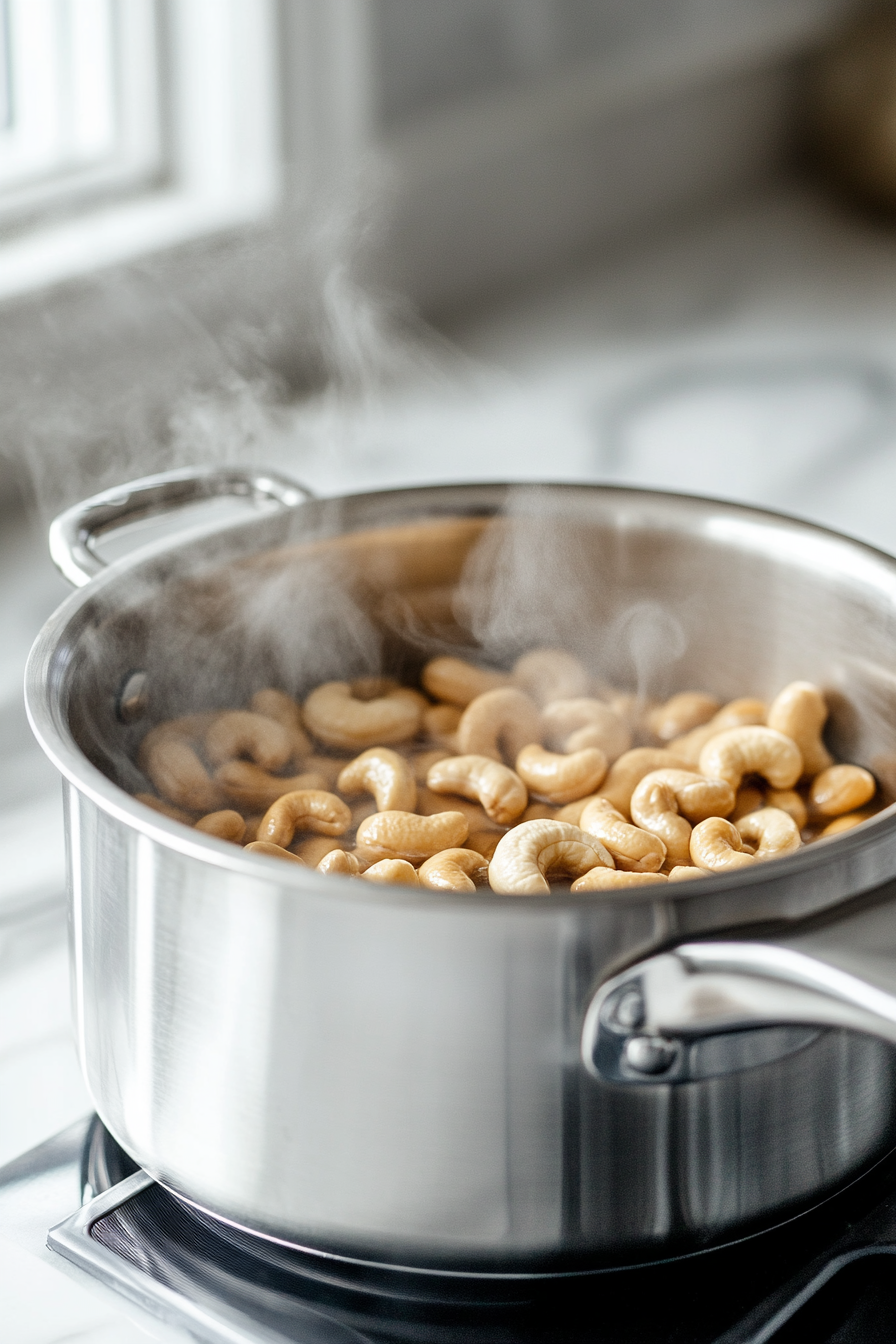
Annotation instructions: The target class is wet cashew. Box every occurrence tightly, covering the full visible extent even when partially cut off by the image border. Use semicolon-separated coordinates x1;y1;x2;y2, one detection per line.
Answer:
418;848;489;892
766;789;808;830
541;698;631;763
337;748;417;813
809;764;876;817
456;688;541;764
422;703;462;748
597;748;692;818
689;817;754;872
571;868;669;891
515;744;607;805
362;859;419;886
303;681;423;749
135;793;196;824
489;820;614;895
421;657;510;707
698;727;802;791
631;770;734;867
820;809;875;837
766;681;833;778
355;809;469;862
578;796;667;872
667;865;707;882
139;737;225;813
215;760;327;811
244;841;306;864
735;807;801;861
195;810;246;842
466;830;503;861
426;755;527;825
730;784;765;822
416;787;503;833
512;648;591;705
259;790;352;848
317;849;363;876
670;698;767;763
647;692;721;742
249;688;312;758
204;711;293;772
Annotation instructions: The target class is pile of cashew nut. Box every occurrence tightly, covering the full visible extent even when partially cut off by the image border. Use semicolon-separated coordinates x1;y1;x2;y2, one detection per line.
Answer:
133;652;882;895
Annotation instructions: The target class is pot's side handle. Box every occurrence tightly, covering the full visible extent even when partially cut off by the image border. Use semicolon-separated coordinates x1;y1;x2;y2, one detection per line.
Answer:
582;883;896;1083
49;466;313;587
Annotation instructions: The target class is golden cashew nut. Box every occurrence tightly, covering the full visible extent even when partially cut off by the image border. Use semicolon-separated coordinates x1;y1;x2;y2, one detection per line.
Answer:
421;657;510;707
514;744;607;805
597;748;692;818
571;868;668;891
259;790;352;848
578;797;667;873
362;859;419;886
630;769;734;868
456;688;541;764
698;727;802;791
689;817;754;872
512;648;591;705
422;703;462;748
809;764;876;817
426;755;527;825
317;849;363;876
135;793;196;824
195;810;246;842
820;809;875;837
766;789;808;830
541;698;631;763
249;688;312;758
670;698;767;763
489;820;614;896
303;681;423;749
766;681;833;779
139;737;225;814
244;841;306;864
337;748;417;813
647;692;721;742
215;761;327;811
667;865;707;882
735;807;801;861
418;848;489;892
355;809;469;863
205;711;293;771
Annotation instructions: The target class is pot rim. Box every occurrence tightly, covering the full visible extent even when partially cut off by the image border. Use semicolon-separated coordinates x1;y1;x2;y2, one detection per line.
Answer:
23;476;896;914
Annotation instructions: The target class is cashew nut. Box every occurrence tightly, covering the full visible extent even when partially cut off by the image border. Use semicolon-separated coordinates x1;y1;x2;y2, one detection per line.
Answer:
689;817;754;872
244;841;306;864
735;807;801;861
362;859;419;885
631;769;734;867
570;868;668;891
809;764;876;817
554;794;602;825
766;681;833;778
666;865;707;882
195;810;246;842
820;809;875;837
596;748;692;818
578;796;667;872
317;849;363;876
456;687;541;764
670;698;767;763
512;648;591;705
139;737;225;813
418;848;489;892
489;820;614;895
215;761;327;811
355;809;469;862
426;754;527;824
250;688;312;758
422;703;462;749
541;698;631;762
647;692;721;742
698;727;802;791
766;789;808;830
295;835;353;866
337;748;417;813
204;711;293;772
303;681;423;749
421;657;510;707
135;793;196;824
514;744;607;805
259;790;352;848
416;787;503;833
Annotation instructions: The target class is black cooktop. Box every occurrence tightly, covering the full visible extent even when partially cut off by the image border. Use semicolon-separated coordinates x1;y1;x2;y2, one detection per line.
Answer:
44;1117;896;1343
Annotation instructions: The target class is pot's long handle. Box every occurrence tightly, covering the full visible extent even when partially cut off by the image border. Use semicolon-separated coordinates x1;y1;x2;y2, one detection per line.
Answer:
49;466;313;587
582;881;896;1083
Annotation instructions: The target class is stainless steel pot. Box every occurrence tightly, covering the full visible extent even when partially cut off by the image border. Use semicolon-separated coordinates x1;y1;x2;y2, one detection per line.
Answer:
24;467;896;1276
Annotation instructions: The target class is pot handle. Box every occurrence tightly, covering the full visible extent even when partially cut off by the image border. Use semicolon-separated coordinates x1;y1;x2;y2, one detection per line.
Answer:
581;881;896;1083
48;465;313;587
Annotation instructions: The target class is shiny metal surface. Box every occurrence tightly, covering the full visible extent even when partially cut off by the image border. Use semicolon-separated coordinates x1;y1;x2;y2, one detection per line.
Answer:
24;475;896;1272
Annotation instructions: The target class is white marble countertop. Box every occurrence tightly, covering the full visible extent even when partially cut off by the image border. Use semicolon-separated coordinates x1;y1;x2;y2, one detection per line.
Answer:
4;182;896;1341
